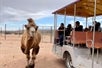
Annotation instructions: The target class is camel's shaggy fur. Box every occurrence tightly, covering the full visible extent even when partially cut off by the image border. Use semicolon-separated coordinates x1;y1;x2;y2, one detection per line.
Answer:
21;18;41;68
21;29;41;54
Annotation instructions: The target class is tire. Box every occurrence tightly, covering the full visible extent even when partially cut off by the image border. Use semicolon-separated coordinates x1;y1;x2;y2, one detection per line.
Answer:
65;53;74;68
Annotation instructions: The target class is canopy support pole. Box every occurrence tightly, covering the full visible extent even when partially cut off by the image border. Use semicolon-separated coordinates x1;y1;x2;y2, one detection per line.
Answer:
86;17;88;28
92;0;97;68
54;13;57;52
64;8;66;45
73;4;76;47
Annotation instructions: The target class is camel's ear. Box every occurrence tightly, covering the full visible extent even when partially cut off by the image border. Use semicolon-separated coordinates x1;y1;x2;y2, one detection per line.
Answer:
24;25;27;28
35;26;38;31
25;25;30;29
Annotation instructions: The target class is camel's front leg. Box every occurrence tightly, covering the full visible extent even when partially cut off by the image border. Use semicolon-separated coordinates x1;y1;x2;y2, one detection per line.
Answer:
29;48;36;68
25;50;30;68
30;46;40;68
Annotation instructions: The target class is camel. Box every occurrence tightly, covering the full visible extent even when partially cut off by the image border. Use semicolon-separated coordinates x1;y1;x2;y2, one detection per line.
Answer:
21;18;41;68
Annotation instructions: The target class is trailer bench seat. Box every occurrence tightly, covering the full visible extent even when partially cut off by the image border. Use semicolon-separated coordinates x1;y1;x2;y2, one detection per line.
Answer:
71;31;86;45
86;32;102;49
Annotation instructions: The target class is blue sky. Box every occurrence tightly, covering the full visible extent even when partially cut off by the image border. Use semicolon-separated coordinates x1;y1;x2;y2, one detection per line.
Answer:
0;0;78;30
0;14;102;31
0;0;102;31
0;16;54;31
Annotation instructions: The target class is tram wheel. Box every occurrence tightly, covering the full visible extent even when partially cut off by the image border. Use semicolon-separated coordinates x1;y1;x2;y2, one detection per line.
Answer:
65;53;74;68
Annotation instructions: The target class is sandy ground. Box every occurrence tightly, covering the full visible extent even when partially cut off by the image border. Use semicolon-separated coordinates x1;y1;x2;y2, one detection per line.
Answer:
0;34;65;68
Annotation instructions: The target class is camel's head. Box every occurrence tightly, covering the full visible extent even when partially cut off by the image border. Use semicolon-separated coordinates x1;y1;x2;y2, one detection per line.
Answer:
27;18;34;23
25;24;38;39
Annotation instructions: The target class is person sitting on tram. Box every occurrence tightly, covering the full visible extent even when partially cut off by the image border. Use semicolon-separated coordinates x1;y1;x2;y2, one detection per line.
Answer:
70;21;84;46
95;22;101;32
84;27;89;31
75;21;83;31
65;24;72;36
58;23;65;46
90;21;97;31
65;24;73;44
88;26;92;31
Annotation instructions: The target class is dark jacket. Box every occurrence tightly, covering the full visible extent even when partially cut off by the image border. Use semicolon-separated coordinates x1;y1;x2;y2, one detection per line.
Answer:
75;25;83;31
58;27;65;35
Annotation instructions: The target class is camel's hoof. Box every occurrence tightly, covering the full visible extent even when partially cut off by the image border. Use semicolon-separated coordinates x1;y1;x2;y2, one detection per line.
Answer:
29;63;35;68
25;65;30;68
25;63;35;68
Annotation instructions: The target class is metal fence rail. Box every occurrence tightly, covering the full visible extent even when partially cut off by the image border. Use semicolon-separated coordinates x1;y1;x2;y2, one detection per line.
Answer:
0;25;53;43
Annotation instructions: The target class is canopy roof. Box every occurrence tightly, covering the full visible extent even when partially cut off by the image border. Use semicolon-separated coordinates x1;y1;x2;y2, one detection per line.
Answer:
52;0;102;17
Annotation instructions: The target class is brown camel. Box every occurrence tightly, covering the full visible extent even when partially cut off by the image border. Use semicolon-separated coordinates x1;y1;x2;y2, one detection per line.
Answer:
21;18;41;68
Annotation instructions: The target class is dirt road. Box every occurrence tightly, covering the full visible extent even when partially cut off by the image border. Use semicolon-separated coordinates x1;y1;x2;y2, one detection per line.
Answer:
0;35;66;68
